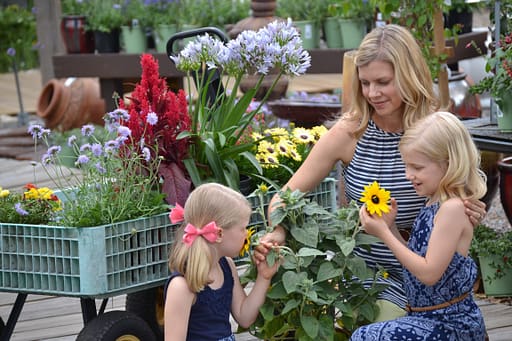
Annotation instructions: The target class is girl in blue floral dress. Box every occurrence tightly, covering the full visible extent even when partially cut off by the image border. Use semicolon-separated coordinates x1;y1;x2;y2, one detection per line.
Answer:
164;183;279;341
352;112;488;340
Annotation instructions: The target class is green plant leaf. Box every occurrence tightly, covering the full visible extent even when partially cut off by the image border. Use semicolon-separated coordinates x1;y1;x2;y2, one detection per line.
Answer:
300;315;319;339
317;261;343;282
290;224;318;247
283;271;307;294
282;298;300;315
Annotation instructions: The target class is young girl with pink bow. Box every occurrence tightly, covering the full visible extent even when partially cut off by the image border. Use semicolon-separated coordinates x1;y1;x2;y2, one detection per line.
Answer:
164;183;279;341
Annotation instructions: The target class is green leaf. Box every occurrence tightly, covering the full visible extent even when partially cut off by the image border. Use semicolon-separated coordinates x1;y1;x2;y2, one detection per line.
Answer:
291;224;318;247
317;261;343;282
337;237;356;256
282;271;306;294
282;299;300;314
297;247;325;258
300;315;319;339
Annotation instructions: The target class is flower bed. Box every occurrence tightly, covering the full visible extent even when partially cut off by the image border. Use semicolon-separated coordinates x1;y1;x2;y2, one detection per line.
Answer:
0;179;336;298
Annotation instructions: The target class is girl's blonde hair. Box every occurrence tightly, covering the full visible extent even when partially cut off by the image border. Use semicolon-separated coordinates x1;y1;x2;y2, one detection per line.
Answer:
168;183;251;293
348;24;440;137
399;111;487;202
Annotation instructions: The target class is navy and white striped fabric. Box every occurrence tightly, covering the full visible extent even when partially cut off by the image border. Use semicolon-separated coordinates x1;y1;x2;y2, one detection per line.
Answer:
342;120;427;308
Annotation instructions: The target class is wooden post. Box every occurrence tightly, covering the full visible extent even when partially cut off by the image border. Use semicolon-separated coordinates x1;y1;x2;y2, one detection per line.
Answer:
433;7;450;110
341;50;356;111
34;0;65;85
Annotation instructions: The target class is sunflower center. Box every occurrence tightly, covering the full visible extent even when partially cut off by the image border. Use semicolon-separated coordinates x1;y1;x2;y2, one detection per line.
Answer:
371;195;380;204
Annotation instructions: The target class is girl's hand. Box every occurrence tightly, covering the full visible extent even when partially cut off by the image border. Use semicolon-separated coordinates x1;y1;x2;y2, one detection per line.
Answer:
254;246;281;280
359;198;397;238
464;199;486;227
253;228;284;264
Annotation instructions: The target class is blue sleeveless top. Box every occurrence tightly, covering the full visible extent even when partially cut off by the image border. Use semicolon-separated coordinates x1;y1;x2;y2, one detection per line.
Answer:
165;257;235;340
343;120;427;308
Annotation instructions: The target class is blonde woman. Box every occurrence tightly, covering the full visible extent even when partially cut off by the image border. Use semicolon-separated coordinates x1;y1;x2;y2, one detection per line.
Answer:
164;183;278;341
254;24;486;320
352;112;487;340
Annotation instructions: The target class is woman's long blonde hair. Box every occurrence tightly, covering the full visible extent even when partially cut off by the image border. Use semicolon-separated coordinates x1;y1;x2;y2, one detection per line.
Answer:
399;111;487;203
168;183;251;293
349;24;440;137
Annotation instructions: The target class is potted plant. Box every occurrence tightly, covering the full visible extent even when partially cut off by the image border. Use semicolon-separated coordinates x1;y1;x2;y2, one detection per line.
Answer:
170;19;311;192
239;185;386;340
146;0;183;53
470;224;512;297
84;0;125;52
60;0;95;53
469;31;512;131
327;0;373;49
444;0;483;34
276;0;324;49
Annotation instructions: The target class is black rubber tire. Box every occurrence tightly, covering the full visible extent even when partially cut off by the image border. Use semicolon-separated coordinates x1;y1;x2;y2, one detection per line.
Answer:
126;286;165;340
76;310;156;341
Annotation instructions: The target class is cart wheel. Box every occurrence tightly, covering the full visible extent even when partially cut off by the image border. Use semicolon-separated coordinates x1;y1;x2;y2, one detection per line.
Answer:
126;286;165;340
76;310;156;341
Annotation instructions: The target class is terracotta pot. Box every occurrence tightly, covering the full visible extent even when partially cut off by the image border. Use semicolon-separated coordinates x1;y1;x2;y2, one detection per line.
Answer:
37;78;106;131
497;156;512;226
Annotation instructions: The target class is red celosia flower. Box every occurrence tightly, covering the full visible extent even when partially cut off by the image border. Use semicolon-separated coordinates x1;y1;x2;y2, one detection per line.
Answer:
118;54;192;205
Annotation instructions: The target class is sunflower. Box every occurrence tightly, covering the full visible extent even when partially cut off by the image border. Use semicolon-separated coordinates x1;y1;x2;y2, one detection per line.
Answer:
239;227;256;257
360;181;390;217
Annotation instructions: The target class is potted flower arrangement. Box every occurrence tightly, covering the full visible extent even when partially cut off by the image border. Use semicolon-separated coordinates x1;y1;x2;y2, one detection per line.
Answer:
470;224;512;297
469;31;512;131
170;19;311;192
239;183;387;340
0;184;62;225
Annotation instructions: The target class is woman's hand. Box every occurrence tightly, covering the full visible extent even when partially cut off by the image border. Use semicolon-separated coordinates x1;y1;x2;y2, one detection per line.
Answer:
464;199;486;227
253;227;285;264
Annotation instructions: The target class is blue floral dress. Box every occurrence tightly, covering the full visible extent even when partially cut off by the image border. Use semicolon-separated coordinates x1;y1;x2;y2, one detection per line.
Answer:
350;203;487;340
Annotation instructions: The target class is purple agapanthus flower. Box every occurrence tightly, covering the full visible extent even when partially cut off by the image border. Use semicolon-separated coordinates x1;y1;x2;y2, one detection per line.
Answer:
6;47;15;57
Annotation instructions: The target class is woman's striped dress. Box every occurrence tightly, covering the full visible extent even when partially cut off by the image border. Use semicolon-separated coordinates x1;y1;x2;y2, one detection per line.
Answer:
342;120;427;308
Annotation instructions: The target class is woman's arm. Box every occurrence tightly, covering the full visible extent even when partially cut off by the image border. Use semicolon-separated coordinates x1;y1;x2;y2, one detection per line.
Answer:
254;117;358;262
360;198;471;286
164;276;195;341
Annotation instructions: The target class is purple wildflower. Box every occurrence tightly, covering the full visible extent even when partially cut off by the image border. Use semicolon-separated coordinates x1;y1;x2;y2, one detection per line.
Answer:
118;126;131;138
67;135;77;147
6;48;15;57
147;111;158;125
80;143;92;152
76;155;89;164
27;124;43;139
81;124;95;137
15;203;28;216
142;147;151;162
95;162;107;174
91;143;103;157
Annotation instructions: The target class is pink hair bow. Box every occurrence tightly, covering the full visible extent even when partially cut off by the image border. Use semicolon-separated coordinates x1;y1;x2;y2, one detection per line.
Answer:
169;203;185;224
183;222;220;246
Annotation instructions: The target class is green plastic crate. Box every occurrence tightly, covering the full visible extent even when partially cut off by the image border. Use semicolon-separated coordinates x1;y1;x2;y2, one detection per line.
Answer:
0;178;336;298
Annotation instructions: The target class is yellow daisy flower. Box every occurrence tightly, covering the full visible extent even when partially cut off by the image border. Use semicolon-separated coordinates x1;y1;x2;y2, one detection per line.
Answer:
276;139;294;156
257;140;275;154
0;187;10;198
311;125;328;139
360;181;390;217
239;227;255;257
264;127;288;142
292;127;315;144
